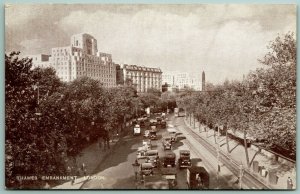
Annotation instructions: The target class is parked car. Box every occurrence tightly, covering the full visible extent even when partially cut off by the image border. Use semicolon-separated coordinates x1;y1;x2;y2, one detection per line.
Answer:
186;166;209;189
162;137;172;150
140;163;154;176
145;150;159;168
178;150;191;169
162;151;176;168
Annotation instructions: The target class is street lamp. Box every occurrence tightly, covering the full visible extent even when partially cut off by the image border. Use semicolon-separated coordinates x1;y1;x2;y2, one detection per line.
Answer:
132;159;140;181
239;164;244;189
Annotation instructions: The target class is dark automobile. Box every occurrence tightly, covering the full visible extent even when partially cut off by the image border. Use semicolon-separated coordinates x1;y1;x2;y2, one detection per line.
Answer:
178;150;191;168
186;166;209;189
161;120;167;128
140;163;154;176
149;119;157;126
162;137;172;150
139;120;146;127
156;117;162;125
162;151;176;168
145;150;159;168
150;131;157;140
161;167;177;189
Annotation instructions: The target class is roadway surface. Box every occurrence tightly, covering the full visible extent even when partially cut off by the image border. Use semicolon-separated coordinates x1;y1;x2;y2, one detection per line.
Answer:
80;114;238;189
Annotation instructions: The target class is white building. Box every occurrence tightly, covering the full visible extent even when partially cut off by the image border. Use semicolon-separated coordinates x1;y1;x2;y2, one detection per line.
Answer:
162;71;202;91
118;64;162;93
28;33;116;87
27;54;51;69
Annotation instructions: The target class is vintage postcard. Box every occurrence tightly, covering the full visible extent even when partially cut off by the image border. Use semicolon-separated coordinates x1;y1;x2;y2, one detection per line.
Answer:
5;4;296;189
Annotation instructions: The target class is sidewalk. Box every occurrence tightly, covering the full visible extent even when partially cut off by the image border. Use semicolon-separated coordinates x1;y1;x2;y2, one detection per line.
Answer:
184;117;296;190
52;127;129;189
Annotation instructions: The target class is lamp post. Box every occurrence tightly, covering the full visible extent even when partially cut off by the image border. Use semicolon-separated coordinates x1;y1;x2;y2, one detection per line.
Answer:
239;164;244;189
132;159;140;183
216;125;221;184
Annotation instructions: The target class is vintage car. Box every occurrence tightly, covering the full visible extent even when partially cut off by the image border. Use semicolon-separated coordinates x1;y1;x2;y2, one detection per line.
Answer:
186;166;209;189
139;120;146;127
178;150;191;168
162;137;172;150
167;128;177;143
140;163;154;176
161;120;167;128
142;139;152;150
133;124;141;136
137;146;148;159
145;150;159;168
156;117;162;125
161;167;177;189
161;112;166;119
150;131;157;140
150;125;157;133
149;119;158;126
162;151;176;168
144;130;150;138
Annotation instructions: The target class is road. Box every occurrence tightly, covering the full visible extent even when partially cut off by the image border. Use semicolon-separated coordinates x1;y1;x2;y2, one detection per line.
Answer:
80;114;237;189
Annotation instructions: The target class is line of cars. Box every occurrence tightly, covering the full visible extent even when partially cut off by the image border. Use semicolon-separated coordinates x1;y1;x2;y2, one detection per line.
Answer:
134;115;209;189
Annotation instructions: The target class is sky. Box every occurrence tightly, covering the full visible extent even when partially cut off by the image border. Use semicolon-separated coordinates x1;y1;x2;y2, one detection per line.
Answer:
5;4;296;84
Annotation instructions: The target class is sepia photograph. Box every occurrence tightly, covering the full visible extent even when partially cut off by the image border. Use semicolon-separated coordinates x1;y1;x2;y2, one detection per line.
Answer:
5;4;296;190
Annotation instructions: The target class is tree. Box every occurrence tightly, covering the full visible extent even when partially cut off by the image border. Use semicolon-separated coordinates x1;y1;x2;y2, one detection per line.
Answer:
5;52;65;188
146;87;162;97
254;32;296;158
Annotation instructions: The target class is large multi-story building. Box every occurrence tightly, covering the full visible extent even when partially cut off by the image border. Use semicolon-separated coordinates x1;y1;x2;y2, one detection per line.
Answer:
117;64;162;93
29;33;116;87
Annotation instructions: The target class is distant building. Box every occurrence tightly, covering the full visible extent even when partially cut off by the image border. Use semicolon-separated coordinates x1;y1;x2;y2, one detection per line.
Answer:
162;71;203;91
117;64;162;93
202;71;206;91
28;33;116;87
27;54;51;69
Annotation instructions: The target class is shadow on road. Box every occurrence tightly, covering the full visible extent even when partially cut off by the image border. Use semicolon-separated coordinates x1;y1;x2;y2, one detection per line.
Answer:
191;158;202;166
110;176;136;189
93;134;143;173
172;141;184;150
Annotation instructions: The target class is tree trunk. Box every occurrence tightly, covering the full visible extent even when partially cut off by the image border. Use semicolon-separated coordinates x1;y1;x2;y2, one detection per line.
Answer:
193;115;196;128
198;117;201;132
213;128;217;144
189;114;192;125
226;130;230;153
243;130;250;168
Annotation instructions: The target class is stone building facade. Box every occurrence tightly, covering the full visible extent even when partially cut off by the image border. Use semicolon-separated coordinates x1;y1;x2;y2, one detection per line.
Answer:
117;64;162;93
29;33;116;87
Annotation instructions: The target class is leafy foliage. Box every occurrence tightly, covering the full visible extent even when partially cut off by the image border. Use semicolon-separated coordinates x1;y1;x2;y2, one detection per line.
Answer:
176;32;296;159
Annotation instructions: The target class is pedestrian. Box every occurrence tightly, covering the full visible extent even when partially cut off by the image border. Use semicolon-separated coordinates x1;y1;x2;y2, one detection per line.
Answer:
67;166;71;175
81;163;87;176
287;177;293;189
196;174;203;189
